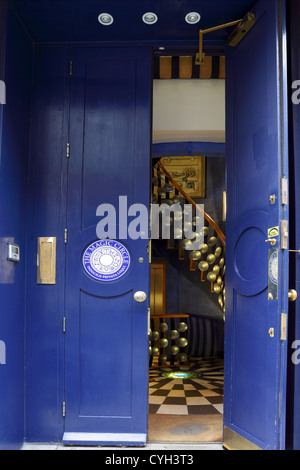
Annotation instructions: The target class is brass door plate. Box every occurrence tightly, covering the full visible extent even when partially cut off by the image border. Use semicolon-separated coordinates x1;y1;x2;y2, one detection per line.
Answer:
37;237;57;285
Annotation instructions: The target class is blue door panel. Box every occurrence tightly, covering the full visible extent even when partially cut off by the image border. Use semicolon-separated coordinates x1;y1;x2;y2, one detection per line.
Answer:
232;293;268;439
78;290;134;418
288;0;300;450
78;59;137;227
63;47;151;445
224;0;289;450
25;46;69;441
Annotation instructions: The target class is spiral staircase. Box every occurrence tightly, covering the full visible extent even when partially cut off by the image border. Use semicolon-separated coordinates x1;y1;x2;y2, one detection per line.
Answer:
152;160;226;314
149;160;226;368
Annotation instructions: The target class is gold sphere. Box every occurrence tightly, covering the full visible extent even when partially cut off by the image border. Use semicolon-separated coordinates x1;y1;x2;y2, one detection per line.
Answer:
199;261;209;272
213;284;221;294
215;247;222;257
174;228;183;239
181;239;192;250
200;243;209;254
207;254;216;265
172;195;185;204
164;183;174;193
208;236;217;247
207;272;217;282
212;265;220;275
190;250;202;261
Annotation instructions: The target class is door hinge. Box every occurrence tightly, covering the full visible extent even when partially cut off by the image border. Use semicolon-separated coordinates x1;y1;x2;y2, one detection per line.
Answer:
64;228;68;244
147;240;152;263
66;142;70;159
62;402;66;417
69;60;73;76
281;177;288;205
63;317;66;333
148;308;151;336
281;313;287;342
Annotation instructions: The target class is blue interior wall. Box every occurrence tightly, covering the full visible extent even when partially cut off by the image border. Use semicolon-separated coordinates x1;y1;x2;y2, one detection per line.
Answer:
0;4;33;449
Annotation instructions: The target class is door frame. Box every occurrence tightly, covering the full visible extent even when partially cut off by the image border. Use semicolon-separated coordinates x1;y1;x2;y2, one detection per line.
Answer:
23;0;294;446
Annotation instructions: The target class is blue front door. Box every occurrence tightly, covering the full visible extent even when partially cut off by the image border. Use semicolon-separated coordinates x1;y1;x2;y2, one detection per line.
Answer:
63;48;152;446
224;0;289;450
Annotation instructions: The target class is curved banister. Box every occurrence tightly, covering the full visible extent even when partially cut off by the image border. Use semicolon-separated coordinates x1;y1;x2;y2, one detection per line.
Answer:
156;161;226;251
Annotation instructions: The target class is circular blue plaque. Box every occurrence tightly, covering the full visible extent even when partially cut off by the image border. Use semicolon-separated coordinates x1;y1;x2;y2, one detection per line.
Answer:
82;240;131;282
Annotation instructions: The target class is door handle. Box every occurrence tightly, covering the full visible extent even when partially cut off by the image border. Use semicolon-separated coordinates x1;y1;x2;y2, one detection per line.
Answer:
134;291;147;303
288;289;298;302
265;239;277;247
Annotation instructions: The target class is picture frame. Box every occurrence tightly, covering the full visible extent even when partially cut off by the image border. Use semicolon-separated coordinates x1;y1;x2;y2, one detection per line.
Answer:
160;156;206;199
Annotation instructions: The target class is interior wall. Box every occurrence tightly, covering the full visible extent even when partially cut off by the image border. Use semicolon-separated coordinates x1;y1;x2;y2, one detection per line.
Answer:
152;79;226;144
0;4;33;449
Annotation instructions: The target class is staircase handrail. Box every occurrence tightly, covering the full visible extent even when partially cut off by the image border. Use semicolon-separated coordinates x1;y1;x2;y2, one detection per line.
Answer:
157;161;226;251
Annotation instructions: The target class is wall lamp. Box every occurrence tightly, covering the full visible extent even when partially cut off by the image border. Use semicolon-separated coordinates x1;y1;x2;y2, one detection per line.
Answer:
195;12;256;65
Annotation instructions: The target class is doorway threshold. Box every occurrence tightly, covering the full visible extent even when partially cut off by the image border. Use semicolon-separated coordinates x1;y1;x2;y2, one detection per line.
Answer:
21;442;223;451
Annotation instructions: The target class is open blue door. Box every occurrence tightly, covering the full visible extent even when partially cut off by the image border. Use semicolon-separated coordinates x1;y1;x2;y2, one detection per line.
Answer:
63;48;152;446
224;0;289;450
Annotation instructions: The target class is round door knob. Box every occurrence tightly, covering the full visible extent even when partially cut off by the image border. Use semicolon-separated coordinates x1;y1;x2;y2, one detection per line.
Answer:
288;289;298;302
134;291;147;303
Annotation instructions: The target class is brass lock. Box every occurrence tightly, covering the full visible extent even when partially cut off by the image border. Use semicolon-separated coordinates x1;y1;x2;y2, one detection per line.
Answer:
288;289;298;302
268;328;275;338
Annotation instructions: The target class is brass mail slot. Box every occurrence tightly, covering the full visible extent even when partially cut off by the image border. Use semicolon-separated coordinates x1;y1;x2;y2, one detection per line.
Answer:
37;237;56;285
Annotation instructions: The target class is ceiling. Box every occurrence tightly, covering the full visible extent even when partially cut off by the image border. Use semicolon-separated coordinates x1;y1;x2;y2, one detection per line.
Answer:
11;0;256;45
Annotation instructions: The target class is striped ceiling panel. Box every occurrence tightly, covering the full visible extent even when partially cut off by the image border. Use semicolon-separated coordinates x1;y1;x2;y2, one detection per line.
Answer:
154;56;225;80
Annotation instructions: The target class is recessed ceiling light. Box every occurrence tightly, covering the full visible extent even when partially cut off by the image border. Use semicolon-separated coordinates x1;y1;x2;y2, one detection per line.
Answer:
185;12;201;24
142;12;158;25
98;13;114;26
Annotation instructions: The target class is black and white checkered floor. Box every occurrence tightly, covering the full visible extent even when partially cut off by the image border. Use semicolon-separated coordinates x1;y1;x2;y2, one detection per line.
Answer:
149;357;224;416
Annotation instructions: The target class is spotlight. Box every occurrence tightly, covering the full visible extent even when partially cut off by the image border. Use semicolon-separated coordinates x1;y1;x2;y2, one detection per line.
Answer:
98;13;114;26
142;12;158;25
185;12;201;24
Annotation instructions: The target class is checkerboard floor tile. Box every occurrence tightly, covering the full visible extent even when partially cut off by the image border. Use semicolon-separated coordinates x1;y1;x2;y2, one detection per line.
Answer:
149;357;224;416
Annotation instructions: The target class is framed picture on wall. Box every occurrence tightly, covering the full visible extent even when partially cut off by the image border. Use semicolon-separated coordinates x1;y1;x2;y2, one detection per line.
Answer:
160;156;206;199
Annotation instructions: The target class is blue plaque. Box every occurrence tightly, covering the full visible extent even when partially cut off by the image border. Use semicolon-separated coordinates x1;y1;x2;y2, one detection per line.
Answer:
83;240;131;282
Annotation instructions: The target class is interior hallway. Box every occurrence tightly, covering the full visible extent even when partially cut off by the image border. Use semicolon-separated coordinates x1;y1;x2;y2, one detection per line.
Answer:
149;357;224;442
